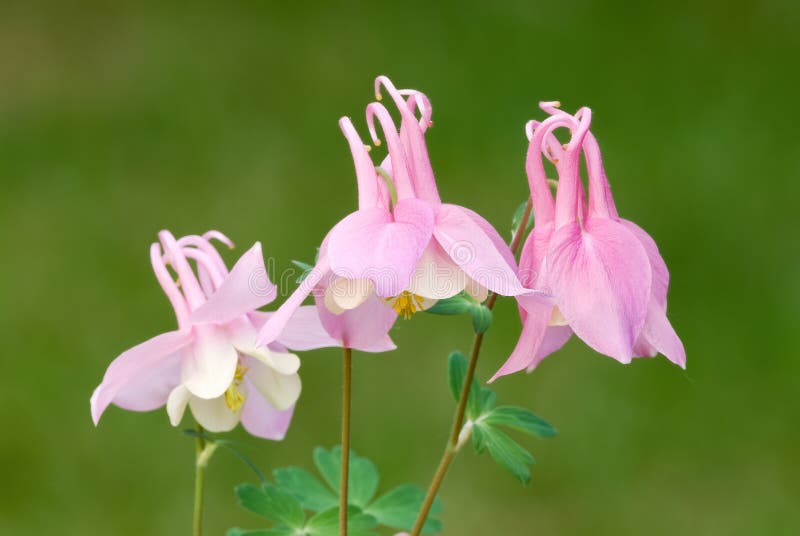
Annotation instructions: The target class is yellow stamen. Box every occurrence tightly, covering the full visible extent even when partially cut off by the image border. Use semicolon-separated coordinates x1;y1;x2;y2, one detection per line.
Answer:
385;291;426;320
224;363;249;412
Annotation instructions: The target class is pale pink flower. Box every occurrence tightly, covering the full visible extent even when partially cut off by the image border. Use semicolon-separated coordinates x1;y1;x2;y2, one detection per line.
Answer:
493;104;685;379
258;76;524;348
91;230;338;439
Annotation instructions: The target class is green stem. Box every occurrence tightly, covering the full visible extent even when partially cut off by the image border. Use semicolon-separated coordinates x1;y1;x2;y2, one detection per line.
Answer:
193;425;217;536
410;200;532;536
340;347;353;536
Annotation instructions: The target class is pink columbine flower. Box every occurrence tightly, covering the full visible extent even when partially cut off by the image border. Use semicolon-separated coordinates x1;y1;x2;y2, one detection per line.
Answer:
258;76;525;348
492;103;685;379
91;230;339;439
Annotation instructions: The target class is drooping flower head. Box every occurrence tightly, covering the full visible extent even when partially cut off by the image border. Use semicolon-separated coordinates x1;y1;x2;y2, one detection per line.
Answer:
492;103;685;379
91;230;339;439
258;76;526;349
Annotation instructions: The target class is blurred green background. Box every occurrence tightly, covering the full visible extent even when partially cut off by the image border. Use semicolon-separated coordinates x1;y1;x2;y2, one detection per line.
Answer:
1;1;798;534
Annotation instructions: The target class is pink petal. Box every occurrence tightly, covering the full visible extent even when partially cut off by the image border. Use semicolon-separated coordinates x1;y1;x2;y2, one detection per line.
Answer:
517;223;554;288
529;325;573;371
90;330;193;425
250;306;341;351
256;256;330;347
190;242;276;324
327;199;435;297
315;272;398;352
490;299;553;381
433;204;526;296
546;218;651;362
634;299;686;368
458;206;518;272
620;220;684;367
241;377;296;440
621;219;669;307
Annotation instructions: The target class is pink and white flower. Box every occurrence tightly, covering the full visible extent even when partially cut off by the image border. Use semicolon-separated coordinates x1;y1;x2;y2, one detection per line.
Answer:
91;230;339;439
493;103;685;379
258;76;525;349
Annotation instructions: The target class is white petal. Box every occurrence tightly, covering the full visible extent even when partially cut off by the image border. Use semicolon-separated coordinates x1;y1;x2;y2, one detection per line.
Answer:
189;390;242;432
182;325;239;399
408;242;467;300
243;347;301;375
330;277;375;310
166;385;191;427
418;296;439;311
226;317;260;350
465;276;489;303
230;319;301;375
247;360;302;410
324;285;345;314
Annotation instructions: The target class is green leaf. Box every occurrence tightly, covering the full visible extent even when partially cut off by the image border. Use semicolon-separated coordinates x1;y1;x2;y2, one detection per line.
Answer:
234;484;305;529
313;446;380;508
273;467;338;512
426;292;473;315
469;304;493;334
348;451;380;508
471;422;487;453
485;406;557;438
305;506;379;536
449;351;491;421
511;200;534;237
447;351;468;401
466;379;485;422
479;388;497;414
313;447;340;493
366;484;442;534
475;423;535;484
226;529;289;536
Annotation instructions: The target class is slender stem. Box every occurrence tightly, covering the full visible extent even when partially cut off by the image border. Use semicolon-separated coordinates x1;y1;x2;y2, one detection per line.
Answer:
449;332;486;445
410;199;533;536
340;347;353;536
193;425;206;536
507;199;533;260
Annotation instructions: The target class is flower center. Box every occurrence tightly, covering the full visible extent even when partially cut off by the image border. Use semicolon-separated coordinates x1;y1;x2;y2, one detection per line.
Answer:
386;291;425;319
224;363;248;412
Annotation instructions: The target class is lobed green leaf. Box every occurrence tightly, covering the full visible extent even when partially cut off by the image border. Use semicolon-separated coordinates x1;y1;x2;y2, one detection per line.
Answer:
447;351;468;401
485;406;557;438
305;506;379;536
234;483;305;529
312;446;380;508
273;466;338;512
227;528;290;536
475;423;536;484
366;484;442;534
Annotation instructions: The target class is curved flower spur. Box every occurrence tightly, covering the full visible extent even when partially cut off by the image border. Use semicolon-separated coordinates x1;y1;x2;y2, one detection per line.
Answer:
492;103;685;379
91;230;339;439
258;76;527;349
